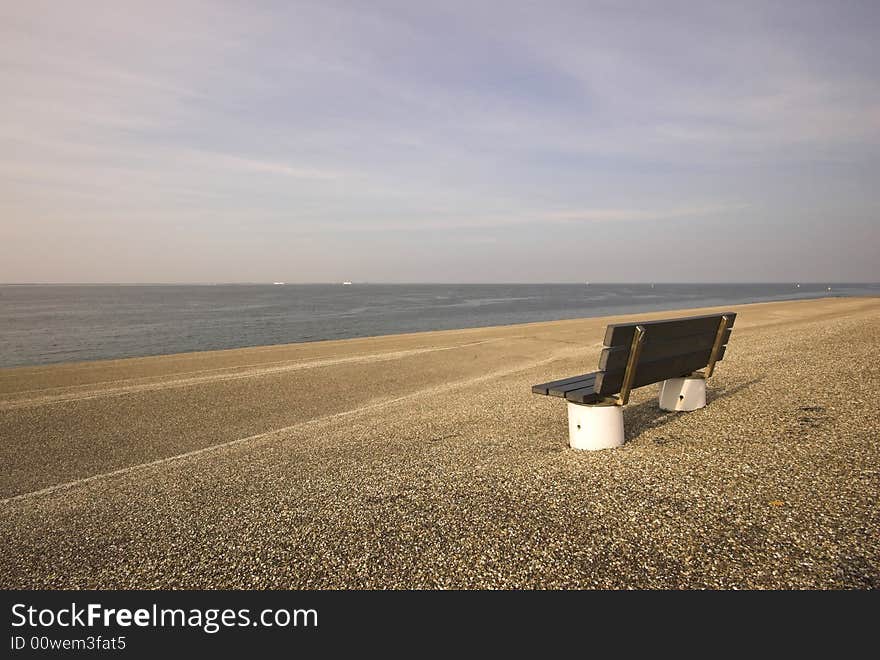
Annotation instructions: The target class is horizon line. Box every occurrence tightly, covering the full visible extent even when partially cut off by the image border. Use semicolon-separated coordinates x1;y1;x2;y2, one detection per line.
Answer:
1;281;877;286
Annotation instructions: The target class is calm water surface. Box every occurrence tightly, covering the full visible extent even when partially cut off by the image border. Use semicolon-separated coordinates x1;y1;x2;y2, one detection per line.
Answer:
1;283;877;367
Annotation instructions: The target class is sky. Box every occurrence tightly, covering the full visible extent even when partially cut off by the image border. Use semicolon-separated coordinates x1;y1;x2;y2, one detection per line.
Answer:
1;0;878;283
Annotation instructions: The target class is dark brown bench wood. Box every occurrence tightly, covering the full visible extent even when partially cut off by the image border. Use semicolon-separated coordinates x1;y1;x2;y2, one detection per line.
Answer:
598;328;732;371
532;312;736;406
532;372;600;401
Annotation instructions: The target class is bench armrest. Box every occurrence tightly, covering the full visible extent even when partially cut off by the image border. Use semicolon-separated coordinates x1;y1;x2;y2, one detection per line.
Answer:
617;325;646;405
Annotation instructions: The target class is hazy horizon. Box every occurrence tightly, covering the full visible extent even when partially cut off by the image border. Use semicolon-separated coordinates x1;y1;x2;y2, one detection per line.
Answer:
4;281;876;366
2;280;877;286
2;1;878;283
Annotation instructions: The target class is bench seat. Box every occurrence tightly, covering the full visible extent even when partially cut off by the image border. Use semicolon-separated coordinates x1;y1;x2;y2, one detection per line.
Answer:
531;372;601;404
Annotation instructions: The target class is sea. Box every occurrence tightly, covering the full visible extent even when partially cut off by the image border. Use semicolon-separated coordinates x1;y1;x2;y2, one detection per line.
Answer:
1;282;877;367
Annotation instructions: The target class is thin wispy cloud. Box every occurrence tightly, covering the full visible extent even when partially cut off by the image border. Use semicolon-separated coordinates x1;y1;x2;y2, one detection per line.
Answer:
1;1;878;282
198;153;346;181
540;204;749;224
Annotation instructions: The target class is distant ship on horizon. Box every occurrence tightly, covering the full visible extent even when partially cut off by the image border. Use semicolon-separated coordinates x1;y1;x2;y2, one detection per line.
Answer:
342;281;353;285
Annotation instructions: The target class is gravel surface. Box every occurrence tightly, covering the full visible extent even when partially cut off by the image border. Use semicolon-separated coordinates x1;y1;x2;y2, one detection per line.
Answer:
1;297;878;589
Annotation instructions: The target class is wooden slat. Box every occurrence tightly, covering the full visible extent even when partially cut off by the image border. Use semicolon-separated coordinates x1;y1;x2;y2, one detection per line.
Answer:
565;387;602;405
595;346;726;396
548;373;597;398
598;328;732;372
531;372;598;396
603;312;737;347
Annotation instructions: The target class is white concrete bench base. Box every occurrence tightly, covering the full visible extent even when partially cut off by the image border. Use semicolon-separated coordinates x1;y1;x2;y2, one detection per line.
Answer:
659;375;707;411
567;400;624;450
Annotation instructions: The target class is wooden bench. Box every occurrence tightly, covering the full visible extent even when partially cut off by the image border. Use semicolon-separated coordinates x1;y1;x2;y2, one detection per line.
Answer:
532;312;736;449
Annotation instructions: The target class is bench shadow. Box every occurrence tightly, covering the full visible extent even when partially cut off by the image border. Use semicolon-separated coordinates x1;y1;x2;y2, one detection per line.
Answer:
705;378;763;405
623;378;763;443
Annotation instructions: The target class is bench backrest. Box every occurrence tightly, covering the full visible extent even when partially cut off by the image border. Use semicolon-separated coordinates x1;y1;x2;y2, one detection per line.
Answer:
596;312;736;401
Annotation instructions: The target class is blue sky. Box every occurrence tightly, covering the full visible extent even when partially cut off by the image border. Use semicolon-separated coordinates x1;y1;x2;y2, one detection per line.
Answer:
1;0;878;282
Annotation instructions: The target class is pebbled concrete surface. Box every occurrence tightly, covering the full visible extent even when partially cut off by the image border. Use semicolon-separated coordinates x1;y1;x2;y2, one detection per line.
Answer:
1;297;878;588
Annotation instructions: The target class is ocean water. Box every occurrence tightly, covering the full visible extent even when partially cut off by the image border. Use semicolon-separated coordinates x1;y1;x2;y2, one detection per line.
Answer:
1;282;877;367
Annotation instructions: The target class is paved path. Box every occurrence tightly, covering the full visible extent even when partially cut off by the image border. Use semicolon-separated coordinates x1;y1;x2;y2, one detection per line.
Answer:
2;297;878;588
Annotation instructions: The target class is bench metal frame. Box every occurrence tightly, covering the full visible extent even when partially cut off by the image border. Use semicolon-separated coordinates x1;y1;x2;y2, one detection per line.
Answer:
704;314;731;378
